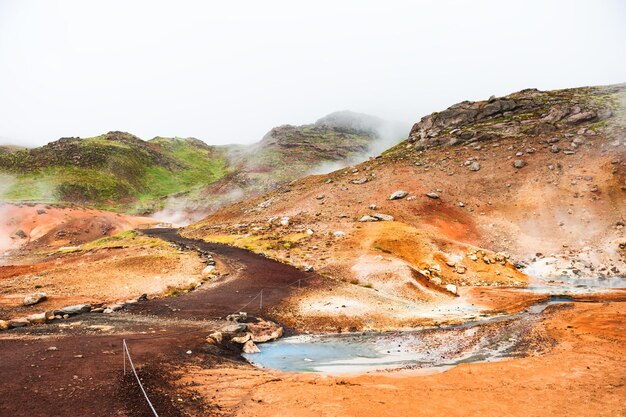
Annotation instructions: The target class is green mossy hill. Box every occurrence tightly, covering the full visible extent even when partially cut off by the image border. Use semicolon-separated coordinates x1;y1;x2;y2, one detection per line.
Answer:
0;132;231;212
0;113;402;213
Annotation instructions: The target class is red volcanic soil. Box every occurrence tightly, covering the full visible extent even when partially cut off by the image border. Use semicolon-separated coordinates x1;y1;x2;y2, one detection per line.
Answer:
0;203;157;253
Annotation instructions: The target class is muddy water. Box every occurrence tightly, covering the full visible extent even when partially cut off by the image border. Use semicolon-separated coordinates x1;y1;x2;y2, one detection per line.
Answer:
244;297;574;374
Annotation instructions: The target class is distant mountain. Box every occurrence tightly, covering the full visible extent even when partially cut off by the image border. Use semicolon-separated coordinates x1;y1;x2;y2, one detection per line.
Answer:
0;112;407;220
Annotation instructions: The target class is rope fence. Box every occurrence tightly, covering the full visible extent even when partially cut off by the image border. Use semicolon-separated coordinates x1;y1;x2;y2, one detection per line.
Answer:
123;339;159;416
122;272;319;415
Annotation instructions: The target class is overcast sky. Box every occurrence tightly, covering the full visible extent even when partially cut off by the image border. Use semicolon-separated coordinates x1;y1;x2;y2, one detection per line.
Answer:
1;0;625;147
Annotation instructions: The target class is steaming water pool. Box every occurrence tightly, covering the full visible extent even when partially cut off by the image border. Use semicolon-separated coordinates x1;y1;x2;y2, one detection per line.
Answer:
521;275;626;294
243;297;574;374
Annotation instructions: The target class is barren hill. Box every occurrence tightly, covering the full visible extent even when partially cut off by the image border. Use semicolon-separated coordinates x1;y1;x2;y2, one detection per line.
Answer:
184;84;625;327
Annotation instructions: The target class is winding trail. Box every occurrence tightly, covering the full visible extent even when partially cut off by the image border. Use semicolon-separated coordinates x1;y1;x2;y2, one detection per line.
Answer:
0;228;321;417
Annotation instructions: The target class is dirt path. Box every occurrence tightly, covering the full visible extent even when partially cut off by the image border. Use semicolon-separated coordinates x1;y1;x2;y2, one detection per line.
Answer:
0;228;322;417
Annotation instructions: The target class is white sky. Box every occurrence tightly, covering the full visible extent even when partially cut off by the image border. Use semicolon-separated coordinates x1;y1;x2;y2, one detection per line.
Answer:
1;0;625;147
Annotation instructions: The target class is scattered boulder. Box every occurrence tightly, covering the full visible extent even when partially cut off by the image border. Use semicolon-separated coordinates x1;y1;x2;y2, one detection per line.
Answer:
221;323;248;334
445;284;458;295
389;190;408;200
513;160;526;169
26;313;47;325
426;192;440;199
351;177;368;185
23;292;47;306
87;325;114;332
468;161;481;171
103;303;123;314
359;215;378;222
248;319;284;343
226;312;248;323
9;318;29;328
202;265;216;275
206;332;223;344
57;304;91;315
242;340;260;354
231;333;252;344
454;265;467;274
373;213;394;221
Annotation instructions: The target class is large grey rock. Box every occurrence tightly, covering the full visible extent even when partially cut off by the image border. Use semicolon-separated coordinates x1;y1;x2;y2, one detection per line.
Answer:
23;292;47;306
389;190;408;200
57;304;91;315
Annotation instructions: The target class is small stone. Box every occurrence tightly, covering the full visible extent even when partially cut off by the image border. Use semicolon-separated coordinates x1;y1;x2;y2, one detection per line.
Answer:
23;292;47;306
445;284;458;294
373;213;394;221
426;192;440;199
513;160;526;169
359;215;379;222
26;313;46;325
389;190;408;200
202;265;216;275
9;318;29;328
550;144;560;153
468;161;481;171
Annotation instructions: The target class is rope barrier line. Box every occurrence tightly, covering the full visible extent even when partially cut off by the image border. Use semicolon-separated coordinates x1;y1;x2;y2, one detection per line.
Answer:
123;339;160;417
124;274;319;342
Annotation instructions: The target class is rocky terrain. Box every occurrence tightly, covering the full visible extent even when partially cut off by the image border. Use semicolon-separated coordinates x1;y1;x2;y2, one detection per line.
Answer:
0;112;406;222
184;84;625;327
0;84;624;417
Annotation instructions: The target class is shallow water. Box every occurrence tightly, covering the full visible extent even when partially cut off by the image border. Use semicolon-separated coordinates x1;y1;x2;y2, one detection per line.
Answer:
243;297;572;373
521;275;626;294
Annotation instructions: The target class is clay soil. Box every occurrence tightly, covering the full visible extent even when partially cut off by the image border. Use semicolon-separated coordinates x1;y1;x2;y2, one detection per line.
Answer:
178;302;626;417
